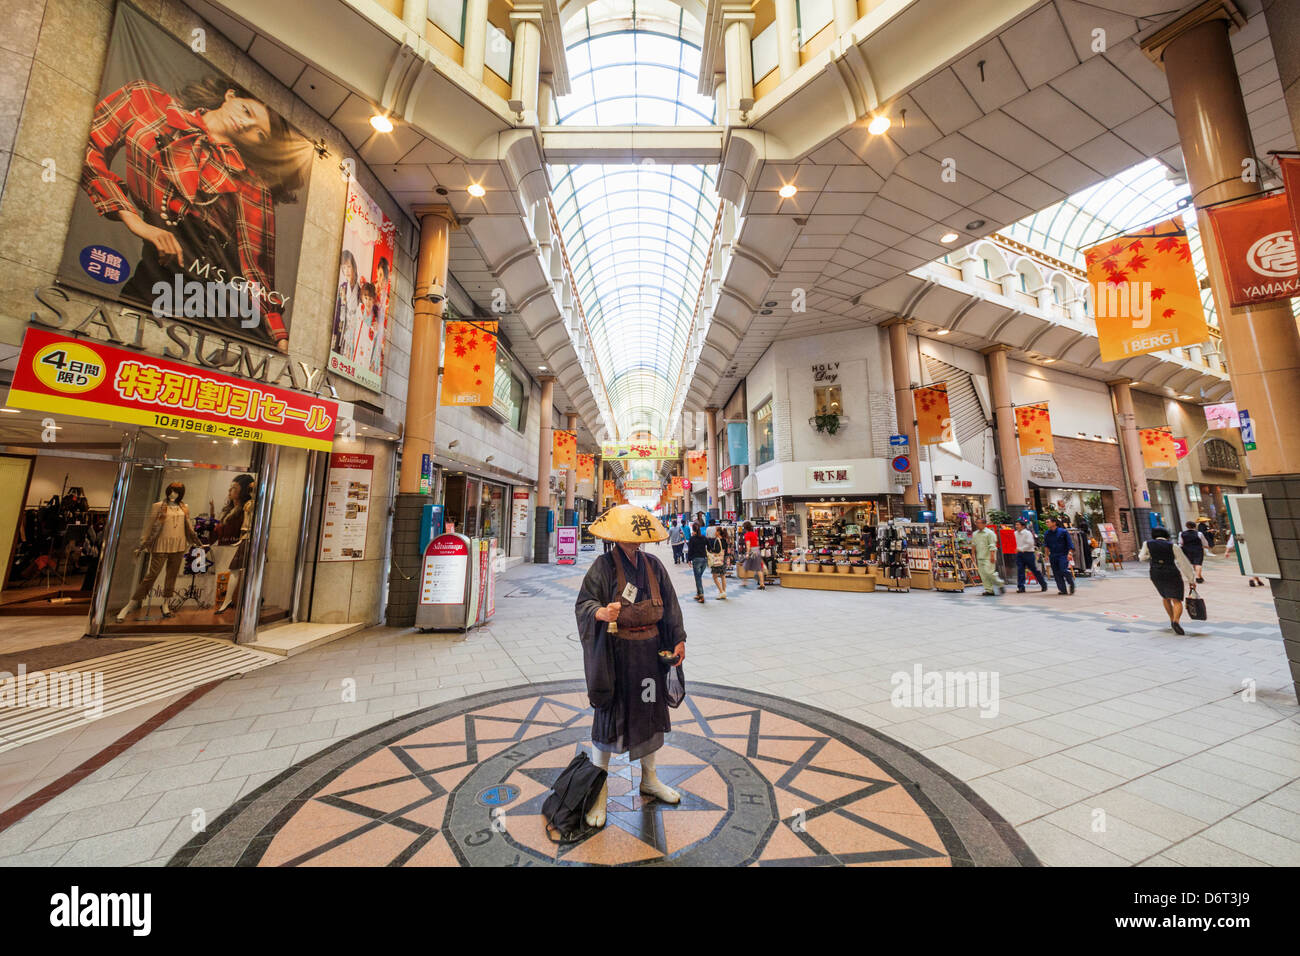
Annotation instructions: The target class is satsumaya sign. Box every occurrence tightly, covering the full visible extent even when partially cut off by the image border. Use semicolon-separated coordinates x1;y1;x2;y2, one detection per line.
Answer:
29;287;333;394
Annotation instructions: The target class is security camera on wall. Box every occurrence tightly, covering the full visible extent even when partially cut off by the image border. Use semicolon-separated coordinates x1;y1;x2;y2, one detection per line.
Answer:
424;283;446;304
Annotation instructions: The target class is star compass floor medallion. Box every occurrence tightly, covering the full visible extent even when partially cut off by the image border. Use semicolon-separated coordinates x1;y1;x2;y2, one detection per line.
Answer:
169;680;1040;867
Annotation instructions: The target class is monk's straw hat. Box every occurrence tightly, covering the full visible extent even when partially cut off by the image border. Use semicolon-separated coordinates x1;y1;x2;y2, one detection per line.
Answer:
588;504;668;544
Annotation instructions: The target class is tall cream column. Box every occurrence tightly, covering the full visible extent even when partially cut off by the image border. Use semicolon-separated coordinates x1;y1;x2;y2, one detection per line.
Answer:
706;407;720;519
535;376;555;562
982;346;1026;508
461;0;489;82
1109;381;1152;534
1144;3;1300;702
833;0;859;33
389;206;453;627
509;5;542;116
398;207;454;494
774;0;799;81
564;411;577;520
884;319;920;506
402;0;428;36
721;7;755;114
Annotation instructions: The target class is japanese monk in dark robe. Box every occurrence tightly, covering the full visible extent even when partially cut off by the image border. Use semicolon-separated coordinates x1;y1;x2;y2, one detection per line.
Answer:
575;505;687;828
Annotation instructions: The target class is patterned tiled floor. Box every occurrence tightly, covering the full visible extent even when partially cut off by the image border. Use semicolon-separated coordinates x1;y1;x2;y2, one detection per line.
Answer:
0;542;1297;867
170;681;1035;867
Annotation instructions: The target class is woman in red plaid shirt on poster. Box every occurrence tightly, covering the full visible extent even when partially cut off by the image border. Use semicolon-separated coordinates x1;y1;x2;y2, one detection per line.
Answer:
80;76;311;352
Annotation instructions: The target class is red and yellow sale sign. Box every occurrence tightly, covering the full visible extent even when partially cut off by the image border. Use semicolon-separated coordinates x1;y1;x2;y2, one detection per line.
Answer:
1139;427;1178;468
439;321;498;406
913;383;953;445
1015;402;1054;456
6;328;336;450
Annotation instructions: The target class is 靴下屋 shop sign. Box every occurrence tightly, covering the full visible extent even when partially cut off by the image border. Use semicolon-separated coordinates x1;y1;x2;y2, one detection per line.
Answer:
6;327;337;451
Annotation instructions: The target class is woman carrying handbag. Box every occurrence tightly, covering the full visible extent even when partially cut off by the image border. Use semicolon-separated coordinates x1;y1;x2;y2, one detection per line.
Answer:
705;525;727;600
1139;527;1197;634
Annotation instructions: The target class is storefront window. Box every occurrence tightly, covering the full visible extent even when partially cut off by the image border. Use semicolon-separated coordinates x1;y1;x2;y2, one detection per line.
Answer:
1148;480;1179;533
491;352;528;432
814;385;842;416
260;446;309;620
755;401;774;465
106;429;255;631
480;481;505;542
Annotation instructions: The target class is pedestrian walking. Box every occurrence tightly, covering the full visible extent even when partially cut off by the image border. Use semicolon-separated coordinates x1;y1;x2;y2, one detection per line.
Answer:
1179;520;1208;583
668;519;684;565
705;525;727;599
738;521;767;589
971;518;1005;595
1139;526;1196;634
685;521;708;603
1013;519;1048;592
1043;516;1075;595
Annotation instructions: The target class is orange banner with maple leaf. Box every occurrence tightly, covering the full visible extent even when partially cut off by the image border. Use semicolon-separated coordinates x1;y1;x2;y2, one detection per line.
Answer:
576;454;594;483
670;476;684;497
1083;217;1207;363
439;321;498;406
1139;427;1178;468
602;480;615;501
552;429;576;470
686;450;707;481
913;384;953;445
1015;402;1054;456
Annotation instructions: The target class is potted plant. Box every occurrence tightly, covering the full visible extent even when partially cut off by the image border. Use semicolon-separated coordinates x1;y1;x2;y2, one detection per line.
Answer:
809;412;841;435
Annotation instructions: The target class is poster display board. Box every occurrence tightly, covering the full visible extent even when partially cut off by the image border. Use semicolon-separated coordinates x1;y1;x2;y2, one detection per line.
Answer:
511;489;530;537
319;453;374;561
557;526;578;565
415;533;472;630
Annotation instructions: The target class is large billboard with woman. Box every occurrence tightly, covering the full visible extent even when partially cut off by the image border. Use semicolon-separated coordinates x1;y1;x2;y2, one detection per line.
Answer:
60;4;314;353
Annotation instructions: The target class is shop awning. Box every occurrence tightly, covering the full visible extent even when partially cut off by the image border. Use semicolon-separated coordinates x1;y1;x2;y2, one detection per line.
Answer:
1029;480;1120;492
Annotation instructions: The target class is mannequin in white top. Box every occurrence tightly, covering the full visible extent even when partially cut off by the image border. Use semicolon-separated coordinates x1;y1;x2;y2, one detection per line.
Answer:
118;482;200;620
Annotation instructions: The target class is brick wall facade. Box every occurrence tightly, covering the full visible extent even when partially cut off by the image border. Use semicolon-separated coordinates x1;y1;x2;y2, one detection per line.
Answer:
1043;436;1139;558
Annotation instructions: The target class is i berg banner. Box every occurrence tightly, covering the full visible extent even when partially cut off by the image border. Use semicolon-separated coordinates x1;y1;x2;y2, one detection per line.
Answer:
1082;217;1208;362
552;429;577;470
913;383;953;445
6;327;337;450
60;4;314;352
439;321;498;406
1203;192;1298;306
329;177;396;391
1014;402;1054;456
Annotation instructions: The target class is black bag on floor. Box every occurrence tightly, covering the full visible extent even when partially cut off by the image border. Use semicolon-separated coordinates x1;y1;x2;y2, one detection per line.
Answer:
543;752;608;843
1186;586;1207;621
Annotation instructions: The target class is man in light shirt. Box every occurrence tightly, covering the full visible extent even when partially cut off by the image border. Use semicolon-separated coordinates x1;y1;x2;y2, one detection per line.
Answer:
971;518;1005;596
1014;519;1048;593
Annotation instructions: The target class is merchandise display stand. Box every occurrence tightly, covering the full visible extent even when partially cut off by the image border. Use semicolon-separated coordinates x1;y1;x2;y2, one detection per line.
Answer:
929;522;969;592
877;521;911;592
902;522;933;590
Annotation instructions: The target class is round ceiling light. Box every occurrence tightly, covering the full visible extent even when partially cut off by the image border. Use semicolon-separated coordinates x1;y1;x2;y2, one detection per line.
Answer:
467;183;486;198
966;219;986;231
369;114;394;133
940;232;959;244
764;300;778;308
778;184;797;198
935;329;950;336
867;115;891;135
